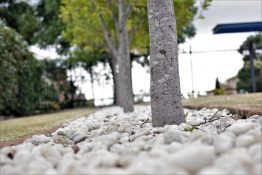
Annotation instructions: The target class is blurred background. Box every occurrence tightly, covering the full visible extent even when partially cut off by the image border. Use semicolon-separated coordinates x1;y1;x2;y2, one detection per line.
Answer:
0;0;261;118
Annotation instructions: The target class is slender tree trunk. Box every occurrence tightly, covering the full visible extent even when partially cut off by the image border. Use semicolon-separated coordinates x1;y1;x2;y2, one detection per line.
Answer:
147;0;185;127
109;56;121;106
99;0;134;112
118;0;134;112
89;67;95;100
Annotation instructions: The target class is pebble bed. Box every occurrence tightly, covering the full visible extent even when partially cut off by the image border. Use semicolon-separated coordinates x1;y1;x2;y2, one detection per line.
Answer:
0;105;261;175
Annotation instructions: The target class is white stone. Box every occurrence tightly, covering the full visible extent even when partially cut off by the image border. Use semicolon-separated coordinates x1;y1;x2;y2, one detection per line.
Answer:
214;133;234;154
149;146;169;158
57;152;76;174
215;148;253;173
197;166;228;175
253;163;262;175
236;135;255;147
226;122;259;136
170;146;215;173
73;134;88;143
1;146;16;156
44;168;58;175
186;117;205;126
129;128;151;142
2;105;261;174
27;156;53;174
0;165;19;175
179;123;192;130
117;155;134;167
97;151;119;167
110;144;132;155
0;153;13;165
31;135;50;145
40;145;61;166
200;134;214;145
127;153;172;174
187;130;206;143
248;143;262;162
119;135;129;143
14;142;35;152
135;135;153;142
14;150;34;169
163;131;183;144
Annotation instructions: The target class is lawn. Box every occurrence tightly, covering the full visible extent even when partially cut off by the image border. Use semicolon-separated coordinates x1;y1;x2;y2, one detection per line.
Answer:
183;93;262;116
0;108;96;144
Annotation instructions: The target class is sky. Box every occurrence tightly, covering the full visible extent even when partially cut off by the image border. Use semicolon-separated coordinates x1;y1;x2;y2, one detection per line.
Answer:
31;0;262;104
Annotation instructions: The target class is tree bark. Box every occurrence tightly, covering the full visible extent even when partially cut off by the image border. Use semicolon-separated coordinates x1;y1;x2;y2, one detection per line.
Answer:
147;0;185;127
118;0;134;112
109;55;121;106
99;0;134;112
89;67;95;100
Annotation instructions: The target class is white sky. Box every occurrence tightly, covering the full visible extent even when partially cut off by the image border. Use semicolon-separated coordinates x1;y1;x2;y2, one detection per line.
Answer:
31;0;262;103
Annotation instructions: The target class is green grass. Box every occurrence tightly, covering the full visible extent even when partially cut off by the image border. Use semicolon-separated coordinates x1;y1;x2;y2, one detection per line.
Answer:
183;93;262;109
0;108;97;142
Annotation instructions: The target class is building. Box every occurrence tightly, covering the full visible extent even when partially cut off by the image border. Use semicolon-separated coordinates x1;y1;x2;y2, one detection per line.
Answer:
221;76;238;94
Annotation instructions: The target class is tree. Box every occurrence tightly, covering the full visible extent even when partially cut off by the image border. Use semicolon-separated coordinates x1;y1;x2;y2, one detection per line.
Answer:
0;0;38;44
69;48;108;100
237;34;262;92
61;0;211;112
214;77;224;95
0;25;51;116
61;0;138;112
147;0;185;127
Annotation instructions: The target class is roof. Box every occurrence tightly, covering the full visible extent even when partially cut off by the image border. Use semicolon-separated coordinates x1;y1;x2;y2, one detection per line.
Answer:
213;21;262;34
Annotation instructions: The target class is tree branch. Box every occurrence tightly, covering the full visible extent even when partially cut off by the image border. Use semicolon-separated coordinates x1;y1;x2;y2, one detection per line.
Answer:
98;13;118;59
107;0;119;49
129;25;136;46
124;5;132;22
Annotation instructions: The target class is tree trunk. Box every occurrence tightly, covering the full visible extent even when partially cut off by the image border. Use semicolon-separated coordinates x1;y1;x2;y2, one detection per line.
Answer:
89;67;95;100
99;0;134;113
109;56;121;106
118;0;134;112
147;0;185;127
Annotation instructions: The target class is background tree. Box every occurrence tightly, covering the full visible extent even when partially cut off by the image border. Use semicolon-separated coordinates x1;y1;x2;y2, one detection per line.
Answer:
237;34;262;92
0;0;38;44
61;0;211;112
32;0;70;54
0;0;70;53
147;0;185;127
69;48;109;101
214;77;224;95
0;25;57;116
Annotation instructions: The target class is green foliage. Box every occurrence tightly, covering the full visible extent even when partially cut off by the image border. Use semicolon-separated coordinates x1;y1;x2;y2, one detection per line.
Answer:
215;77;221;89
0;26;63;116
214;88;224;95
60;0;211;55
0;26;43;115
0;0;38;44
237;34;262;92
33;0;70;54
0;0;70;54
184;126;196;132
214;78;224;95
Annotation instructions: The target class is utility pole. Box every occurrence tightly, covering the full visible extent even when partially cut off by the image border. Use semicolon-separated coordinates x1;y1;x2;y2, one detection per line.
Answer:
249;43;257;93
189;46;194;97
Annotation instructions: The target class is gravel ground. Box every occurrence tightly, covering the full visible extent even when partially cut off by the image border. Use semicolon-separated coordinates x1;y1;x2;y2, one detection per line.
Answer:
0;105;261;175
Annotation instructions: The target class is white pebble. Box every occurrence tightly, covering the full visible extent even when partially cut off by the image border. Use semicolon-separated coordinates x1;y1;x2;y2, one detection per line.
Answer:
30;135;50;145
170;146;215;173
226;122;259;136
236;135;255;147
214;133;234;154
